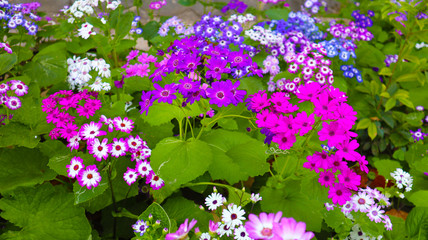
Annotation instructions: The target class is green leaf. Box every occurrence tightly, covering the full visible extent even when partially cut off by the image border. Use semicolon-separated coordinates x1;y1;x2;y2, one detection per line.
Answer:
398;97;414;109
373;159;402;177
406;112;424;126
66;36;96;54
200;129;269;184
406;207;428;239
260;178;323;232
239;77;266;94
141;102;202;127
356;118;372;130
368;122;377;140
143;21;161;41
356;42;386;68
217;118;238;130
0;53;17;75
177;0;196;6
150;138;213;192
273;154;298;178
385;98;396;112
323;207;353;237
114;11;134;41
138;202;172;236
396;72;419;82
265;8;290;20
0;184;91;240
0;122;40;148
0;147;56;193
408;191;428;207
73;172;109;205
163;196;213;232
384;216;406;240
23;42;67;87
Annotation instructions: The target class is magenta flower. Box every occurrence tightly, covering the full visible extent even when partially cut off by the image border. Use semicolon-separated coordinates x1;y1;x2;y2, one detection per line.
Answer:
77;165;101;189
335;139;360;161
328;183;352;205
205;57;230;80
273;132;296;150
318;170;335;187
113;116;134;133
59;122;79;140
153;83;178;104
272;217;315;240
80;121;106;141
318;121;348;147
110;138;128;158
66;156;85;178
139;90;154;116
245;211;282;239
165;219;197;240
337;168;361;191
246;90;270;112
88;138;111;161
206;81;233;107
123;167;138;186
294;112;315;136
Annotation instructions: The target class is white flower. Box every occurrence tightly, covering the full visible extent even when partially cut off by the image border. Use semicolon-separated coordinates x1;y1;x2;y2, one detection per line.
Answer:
222;204;246;228
217;223;233;238
101;17;107;24
234;225;251;240
68;17;75;23
200;232;211;240
205;192;224;211
250;193;262;203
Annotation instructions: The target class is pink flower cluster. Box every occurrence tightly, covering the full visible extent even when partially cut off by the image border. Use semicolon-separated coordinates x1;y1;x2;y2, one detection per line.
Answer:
0;42;12;54
245;211;314;240
327;22;374;41
0;80;28;110
122;50;157;79
41;90;101;140
247;82;369;205
149;0;167;10
282;42;334;89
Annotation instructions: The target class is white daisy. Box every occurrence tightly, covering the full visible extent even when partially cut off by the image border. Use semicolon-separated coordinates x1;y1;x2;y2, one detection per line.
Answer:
205;192;224;211
80;122;104;141
89;138;111;161
234;225;251;240
200;232;211;240
351;191;374;213
113;116;134;133
222;204;246;228
111;138;127;157
217;223;233;238
127;135;143;151
250;193;262;203
77;165;101;189
136;160;152;177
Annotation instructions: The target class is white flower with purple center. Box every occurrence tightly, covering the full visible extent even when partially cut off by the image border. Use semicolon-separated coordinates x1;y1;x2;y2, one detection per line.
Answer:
5;96;21;110
222;204;246;228
146;171;164;190
111;138;127;158
123;167;138;186
205;192;224;211
136;160;152;177
366;204;384;223
410;129;425;141
132;220;148;236
127;135;143;152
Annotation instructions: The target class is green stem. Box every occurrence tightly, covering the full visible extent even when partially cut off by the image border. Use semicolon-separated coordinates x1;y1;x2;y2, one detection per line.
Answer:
107;161;118;240
178;118;183;140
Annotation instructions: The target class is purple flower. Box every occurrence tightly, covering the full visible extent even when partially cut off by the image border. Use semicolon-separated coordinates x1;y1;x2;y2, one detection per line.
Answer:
205;57;230;80
228;80;246;106
178;77;200;97
140;91;154;116
153;83;178;104
206;81;233;107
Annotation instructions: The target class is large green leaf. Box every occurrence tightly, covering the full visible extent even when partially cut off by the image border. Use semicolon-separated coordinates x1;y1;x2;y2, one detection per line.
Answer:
408;191;428;207
373;159;402;178
406;207;428;239
141;102;202;127
138;202;172;237
114;11;134;42
0;122;40;148
150;137;213;193
73;171;109;205
0;52;17;75
384;215;406;240
260;178;323;232
201;129;269;184
0;147;56;193
0;184;91;240
356;42;386;68
23;42;67;87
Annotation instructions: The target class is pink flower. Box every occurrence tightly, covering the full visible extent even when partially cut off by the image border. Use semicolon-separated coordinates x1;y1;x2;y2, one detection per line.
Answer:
123;167;138;185
113;116;134;133
165;219;197;240
66;156;85;178
335;139;360;161
318;121;348;147
146;171;164;190
337;168;361;191
245;212;282;239
318;170;335;187
77;165;101;189
294;112;315;136
328;183;352;205
88;138;111;161
272;132;296;150
272;217;314;240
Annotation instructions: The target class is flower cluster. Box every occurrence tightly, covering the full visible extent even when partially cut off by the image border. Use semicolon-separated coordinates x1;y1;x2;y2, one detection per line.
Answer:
228;13;256;24
221;0;247;14
67;56;111;91
158;16;193;36
327;22;374;41
0;42;12;53
133;213;168;238
0;0;41;35
148;0;167;10
384;54;398;67
390;168;413;192
302;0;327;14
122;49;157;80
410;128;426;141
320;38;356;61
129;16;143;35
416;42;428;49
62;0;121;23
346;224;383;240
351;10;374;28
341;65;363;82
0;80;28;111
328;186;392;232
77;22;96;39
67;157;101;189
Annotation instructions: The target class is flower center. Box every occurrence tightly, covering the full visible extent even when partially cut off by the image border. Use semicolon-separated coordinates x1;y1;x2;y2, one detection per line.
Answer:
98;146;103;151
73;164;79;170
358;198;366;205
161;90;169;97
336;190;343;196
261;228;272;237
115;145;121;151
153;176;159;181
231;213;237;220
87;174;93;179
216;91;225;99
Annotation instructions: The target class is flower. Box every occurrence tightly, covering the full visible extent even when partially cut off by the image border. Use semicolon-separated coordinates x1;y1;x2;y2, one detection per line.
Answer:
146;171;164;190
272;217;315;240
234;225;251;240
222;204;246;228
77;165;101;189
132;220;149;236
366;204;385;223
250;193;262;203
110;138;128;157
66;156;85;178
328;183;352;205
123;167;138;185
88;138;111;161
113;116;134;133
245;211;282;239
205;192;225;211
165;219;197;240
136;160;152;177
153;83;178;104
206;81;233;107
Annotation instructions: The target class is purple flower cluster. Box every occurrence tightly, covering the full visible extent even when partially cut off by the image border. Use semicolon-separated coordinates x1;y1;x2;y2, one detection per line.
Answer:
148;0;167;10
0;0;41;35
328;22;374;41
0;80;28;110
351;10;374;28
302;0;327;14
221;0;247;14
129;16;143;35
385;54;398;67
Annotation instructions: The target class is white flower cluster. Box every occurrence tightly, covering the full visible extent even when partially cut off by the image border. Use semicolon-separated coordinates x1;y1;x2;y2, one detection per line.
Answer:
390;168;413;192
416;42;428;49
228;13;256;24
158;16;193;37
63;0;121;23
346;224;383;240
245;26;284;47
77;22;96;39
67;56;111;92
